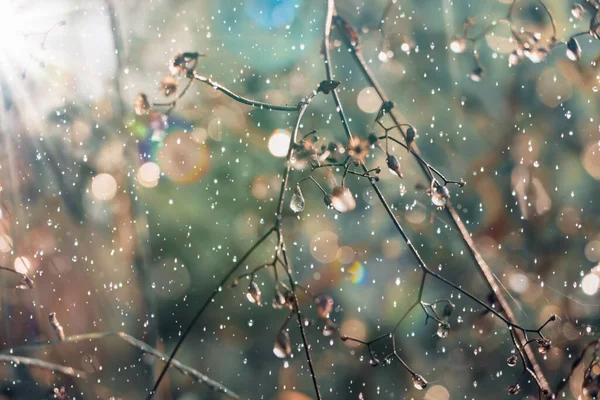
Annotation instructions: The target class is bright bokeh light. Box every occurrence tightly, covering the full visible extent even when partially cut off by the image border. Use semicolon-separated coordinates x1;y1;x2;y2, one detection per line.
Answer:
268;129;290;157
91;173;118;201
137;161;161;188
14;256;31;274
0;3;21;51
0;234;13;253
582;273;600;296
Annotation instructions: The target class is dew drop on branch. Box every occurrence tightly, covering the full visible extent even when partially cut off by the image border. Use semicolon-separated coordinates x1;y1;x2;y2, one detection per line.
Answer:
290;184;305;213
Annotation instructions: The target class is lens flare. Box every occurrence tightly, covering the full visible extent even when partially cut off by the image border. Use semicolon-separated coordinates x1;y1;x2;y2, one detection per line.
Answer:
348;261;366;284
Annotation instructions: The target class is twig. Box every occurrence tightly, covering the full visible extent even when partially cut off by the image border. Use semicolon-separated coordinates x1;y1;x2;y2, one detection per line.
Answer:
4;332;239;399
0;355;86;379
193;72;300;112
273;96;323;400
327;2;551;395
147;228;274;398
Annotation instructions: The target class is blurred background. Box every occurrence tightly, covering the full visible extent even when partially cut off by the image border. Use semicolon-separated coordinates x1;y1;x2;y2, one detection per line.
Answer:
0;0;598;398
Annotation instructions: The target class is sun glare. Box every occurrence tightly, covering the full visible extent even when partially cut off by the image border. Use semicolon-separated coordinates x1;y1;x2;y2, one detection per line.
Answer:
0;3;20;47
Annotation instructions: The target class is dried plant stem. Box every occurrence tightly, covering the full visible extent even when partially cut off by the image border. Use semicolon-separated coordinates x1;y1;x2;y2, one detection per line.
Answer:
274;98;323;400
5;331;239;399
0;354;86;379
193;73;301;112
147;228;274;399
554;339;599;397
327;1;550;394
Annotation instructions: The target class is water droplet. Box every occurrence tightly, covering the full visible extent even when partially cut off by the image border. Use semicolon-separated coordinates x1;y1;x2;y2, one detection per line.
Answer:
290;184;305;213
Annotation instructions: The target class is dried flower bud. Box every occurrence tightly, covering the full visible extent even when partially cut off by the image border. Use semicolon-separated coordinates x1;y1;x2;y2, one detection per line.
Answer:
170;52;203;75
441;302;455;318
272;289;287;309
411;373;428;390
450;36;467;53
536;338;551;354
49;312;65;341
16;275;34;289
367;133;380;148
283;289;295;310
330;186;356;213
161;76;178;97
314;295;334;319
507;354;518;367
524;47;549;64
405;127;416;152
273;330;292;359
566;37;581;61
431;185;450;209
436;322;450;338
327;141;341;153
470;66;484;82
386;155;403;178
317;80;341;94
583;365;600;399
246;281;262;305
134;93;151;116
508;383;521;395
347;137;369;162
571;4;585;20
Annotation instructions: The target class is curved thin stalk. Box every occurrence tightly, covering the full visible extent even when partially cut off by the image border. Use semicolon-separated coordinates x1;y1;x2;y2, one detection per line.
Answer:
147;228;275;399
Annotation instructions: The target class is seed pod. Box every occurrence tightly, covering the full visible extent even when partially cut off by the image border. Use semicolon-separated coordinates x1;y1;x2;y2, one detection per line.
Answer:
327;141;341;153
16;275;34;290
524;47;549;64
431;185;451;208
273;330;292;359
330;186;356;213
160;76;178;97
411;373;428;390
536;338;551;354
441;302;455;318
246;281;262;305
470;66;484;82
386;155;403;178
405;127;416;152
436;322;450;338
134;93;150;116
317;80;340;94
272;288;287;309
49;312;65;341
508;383;521;395
566;37;581;61
571;4;585;20
367;133;380;149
